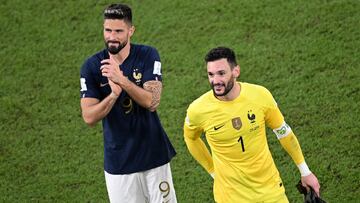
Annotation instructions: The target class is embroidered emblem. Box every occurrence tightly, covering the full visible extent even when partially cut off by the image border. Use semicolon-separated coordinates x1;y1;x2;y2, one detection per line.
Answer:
133;68;142;85
232;117;242;130
247;110;256;124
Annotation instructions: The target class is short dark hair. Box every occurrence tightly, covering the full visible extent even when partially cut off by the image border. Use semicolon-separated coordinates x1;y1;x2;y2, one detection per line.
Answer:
205;47;238;68
103;4;132;25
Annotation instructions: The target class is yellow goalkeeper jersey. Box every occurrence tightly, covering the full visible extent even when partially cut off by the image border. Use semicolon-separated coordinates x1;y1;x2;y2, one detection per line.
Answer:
184;82;288;203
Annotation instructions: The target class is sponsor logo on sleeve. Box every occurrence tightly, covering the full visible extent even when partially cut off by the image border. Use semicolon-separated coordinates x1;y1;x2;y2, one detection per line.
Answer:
153;61;162;75
80;78;87;91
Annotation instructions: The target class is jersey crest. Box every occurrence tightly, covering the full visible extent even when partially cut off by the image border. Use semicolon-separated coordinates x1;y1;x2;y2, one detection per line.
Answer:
247;110;256;124
132;68;142;85
232;117;242;130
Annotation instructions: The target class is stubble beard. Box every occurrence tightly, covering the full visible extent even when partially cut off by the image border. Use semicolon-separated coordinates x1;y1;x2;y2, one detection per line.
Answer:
105;40;128;55
211;79;234;97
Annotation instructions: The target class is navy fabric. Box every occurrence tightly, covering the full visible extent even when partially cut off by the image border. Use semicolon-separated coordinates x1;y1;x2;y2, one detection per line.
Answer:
80;44;176;174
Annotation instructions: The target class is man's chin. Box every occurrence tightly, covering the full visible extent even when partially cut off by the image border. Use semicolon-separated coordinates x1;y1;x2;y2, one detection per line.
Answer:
107;47;121;55
213;89;225;96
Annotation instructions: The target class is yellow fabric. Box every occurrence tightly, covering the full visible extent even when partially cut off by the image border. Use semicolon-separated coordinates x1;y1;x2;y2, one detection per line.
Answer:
184;82;291;203
184;136;214;173
279;131;305;165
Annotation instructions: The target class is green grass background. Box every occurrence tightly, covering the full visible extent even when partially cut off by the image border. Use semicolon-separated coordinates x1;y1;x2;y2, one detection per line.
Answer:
0;0;359;202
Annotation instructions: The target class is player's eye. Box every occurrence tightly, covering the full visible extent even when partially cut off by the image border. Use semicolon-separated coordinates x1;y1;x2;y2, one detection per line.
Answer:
219;71;226;76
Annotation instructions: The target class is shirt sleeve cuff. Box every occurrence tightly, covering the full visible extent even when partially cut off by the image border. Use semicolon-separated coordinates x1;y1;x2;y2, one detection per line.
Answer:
297;161;312;176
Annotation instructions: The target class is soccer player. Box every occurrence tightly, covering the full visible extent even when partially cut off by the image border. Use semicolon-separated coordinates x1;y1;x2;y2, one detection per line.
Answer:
183;47;321;203
79;4;177;203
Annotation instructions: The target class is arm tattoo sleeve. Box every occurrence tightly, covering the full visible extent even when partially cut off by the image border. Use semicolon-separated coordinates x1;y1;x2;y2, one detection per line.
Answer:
143;80;162;109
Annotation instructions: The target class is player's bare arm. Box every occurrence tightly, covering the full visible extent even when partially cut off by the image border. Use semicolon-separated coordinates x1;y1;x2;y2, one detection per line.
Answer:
81;93;118;127
117;80;162;112
81;76;122;127
114;79;161;112
143;80;162;111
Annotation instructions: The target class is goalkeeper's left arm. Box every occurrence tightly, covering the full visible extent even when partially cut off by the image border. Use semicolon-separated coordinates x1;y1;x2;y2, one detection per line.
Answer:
273;121;311;176
264;87;321;196
273;121;321;196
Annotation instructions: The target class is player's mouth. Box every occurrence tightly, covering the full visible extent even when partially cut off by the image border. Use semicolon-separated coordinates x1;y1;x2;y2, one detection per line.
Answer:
213;84;225;92
107;41;120;46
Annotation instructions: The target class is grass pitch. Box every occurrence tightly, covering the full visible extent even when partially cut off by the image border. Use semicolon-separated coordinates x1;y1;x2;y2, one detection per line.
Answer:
0;0;359;202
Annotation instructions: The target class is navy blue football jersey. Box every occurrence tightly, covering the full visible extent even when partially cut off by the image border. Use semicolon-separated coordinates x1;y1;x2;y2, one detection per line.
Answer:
80;44;176;174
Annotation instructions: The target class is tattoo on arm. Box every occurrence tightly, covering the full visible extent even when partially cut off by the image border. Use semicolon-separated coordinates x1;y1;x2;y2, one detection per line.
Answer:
143;80;162;109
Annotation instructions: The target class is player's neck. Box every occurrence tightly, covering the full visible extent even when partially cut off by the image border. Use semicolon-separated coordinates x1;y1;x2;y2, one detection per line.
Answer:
217;82;241;101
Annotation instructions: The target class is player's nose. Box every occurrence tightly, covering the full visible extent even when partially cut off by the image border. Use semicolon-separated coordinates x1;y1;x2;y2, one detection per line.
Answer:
212;75;222;84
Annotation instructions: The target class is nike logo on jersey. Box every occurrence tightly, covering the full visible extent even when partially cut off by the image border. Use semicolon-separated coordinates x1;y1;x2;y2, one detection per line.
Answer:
100;82;109;87
214;124;225;130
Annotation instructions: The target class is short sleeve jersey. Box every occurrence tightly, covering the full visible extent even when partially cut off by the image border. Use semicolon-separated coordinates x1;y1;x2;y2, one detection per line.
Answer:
80;44;176;174
184;82;286;202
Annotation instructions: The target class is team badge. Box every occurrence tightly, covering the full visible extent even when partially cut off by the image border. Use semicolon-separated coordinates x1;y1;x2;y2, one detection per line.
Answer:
132;68;142;85
232;117;242;130
247;110;256;124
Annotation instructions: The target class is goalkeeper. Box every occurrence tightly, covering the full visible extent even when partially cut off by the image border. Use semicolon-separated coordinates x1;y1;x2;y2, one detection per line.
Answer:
183;47;321;203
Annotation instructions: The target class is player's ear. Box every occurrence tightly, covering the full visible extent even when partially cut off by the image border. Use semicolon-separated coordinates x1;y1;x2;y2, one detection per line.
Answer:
129;25;135;37
233;65;240;78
